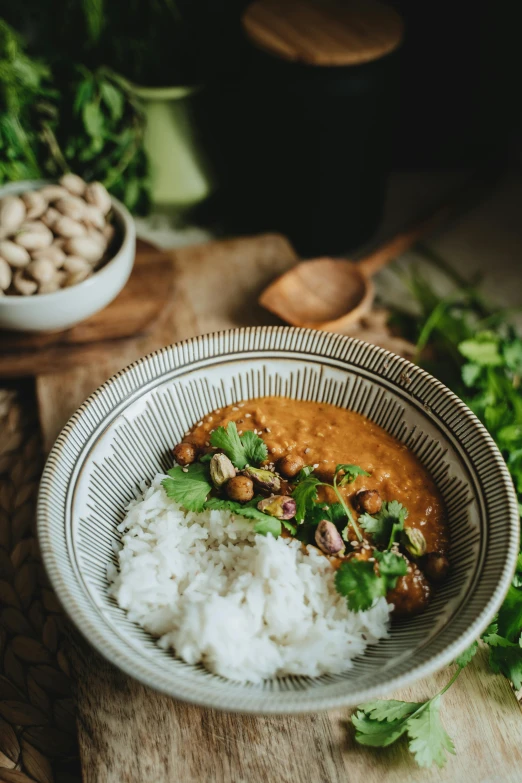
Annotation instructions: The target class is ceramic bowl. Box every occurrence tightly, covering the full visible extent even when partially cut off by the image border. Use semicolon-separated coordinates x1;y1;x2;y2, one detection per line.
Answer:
37;328;519;713
0;180;135;332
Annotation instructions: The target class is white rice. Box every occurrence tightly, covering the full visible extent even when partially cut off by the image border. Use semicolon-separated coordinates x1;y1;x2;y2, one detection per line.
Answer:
108;474;391;683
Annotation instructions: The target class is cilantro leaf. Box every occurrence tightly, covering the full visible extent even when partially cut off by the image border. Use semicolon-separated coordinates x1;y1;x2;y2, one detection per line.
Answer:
240;429;268;465
210;422;246;467
454;640;478;668
357;700;421;723
406;696;456;769
203;497;281;537
294;465;315;483
497;585;522;641
459;336;503;366
209;421;268;468
335;559;384;612
359;501;409;546
375;550;408;590
162;463;212;512
292;475;321;523
352;711;410;747
489;642;522;690
335;464;370;486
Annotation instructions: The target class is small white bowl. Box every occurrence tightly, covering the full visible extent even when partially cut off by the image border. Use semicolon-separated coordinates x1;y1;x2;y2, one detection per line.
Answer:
0;180;136;332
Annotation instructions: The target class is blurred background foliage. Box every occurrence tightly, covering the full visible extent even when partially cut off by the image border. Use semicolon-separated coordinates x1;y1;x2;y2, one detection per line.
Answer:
0;0;248;212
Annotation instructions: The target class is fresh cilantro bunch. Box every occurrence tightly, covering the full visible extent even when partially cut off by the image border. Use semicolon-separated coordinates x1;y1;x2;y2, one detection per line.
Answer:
354;264;522;769
162;423;278;536
353;642;478;768
394;269;522;689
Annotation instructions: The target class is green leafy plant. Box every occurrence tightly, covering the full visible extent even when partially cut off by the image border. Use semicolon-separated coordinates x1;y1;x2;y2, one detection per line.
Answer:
353;261;522;766
0;20;55;183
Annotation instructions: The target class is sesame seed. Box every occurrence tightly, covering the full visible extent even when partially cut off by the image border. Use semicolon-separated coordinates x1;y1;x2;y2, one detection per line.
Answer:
304;447;310;454
313;463;319;469
232;406;239;411
316;432;324;438
207;416;213;422
205;441;210;447
238;403;245;407
197;421;203;427
238;430;243;435
245;413;252;418
182;467;189;473
265;427;271;433
215;409;221;413
350;540;359;547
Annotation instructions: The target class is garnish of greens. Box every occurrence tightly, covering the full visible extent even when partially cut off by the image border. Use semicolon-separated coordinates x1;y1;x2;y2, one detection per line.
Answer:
352;642;478;768
351;258;522;767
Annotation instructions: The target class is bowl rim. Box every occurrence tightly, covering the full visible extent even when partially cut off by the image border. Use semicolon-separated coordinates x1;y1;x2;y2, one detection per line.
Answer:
36;327;520;713
0;179;135;304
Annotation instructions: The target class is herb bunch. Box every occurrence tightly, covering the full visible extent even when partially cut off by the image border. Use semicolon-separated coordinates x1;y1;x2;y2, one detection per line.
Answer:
351;264;522;767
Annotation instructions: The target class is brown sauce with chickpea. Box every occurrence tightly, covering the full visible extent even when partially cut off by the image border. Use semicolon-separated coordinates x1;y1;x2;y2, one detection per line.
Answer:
182;397;450;617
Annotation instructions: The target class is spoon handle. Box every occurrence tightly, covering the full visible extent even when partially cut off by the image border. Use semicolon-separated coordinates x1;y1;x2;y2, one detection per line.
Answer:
356;205;450;277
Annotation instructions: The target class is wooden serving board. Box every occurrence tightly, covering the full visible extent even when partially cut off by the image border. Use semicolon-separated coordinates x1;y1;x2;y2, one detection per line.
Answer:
0;241;173;378
35;234;522;783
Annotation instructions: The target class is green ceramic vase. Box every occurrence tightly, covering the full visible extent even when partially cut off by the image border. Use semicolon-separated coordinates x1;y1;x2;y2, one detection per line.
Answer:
132;84;214;210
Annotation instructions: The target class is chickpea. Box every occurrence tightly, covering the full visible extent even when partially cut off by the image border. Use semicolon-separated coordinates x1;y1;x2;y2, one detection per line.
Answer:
226;476;254;503
277;454;304;479
172;442;197;466
423;553;450;582
355;489;382;515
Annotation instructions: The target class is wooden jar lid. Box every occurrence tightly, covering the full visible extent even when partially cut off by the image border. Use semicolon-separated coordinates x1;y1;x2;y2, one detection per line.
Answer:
242;0;404;67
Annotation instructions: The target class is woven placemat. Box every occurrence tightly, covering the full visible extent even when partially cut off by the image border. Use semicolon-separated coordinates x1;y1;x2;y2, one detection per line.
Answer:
0;387;80;783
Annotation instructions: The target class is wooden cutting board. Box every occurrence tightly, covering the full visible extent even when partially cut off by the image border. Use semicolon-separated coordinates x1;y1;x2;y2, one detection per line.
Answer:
0;241;173;378
35;233;522;783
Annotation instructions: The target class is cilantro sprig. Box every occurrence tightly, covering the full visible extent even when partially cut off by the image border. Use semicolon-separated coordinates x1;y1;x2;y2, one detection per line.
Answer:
291;464;367;541
209;421;268;469
352;642;478;768
335;550;407;611
359;500;409;548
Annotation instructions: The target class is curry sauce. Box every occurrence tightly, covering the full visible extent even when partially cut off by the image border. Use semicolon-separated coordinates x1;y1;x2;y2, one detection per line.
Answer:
187;396;449;556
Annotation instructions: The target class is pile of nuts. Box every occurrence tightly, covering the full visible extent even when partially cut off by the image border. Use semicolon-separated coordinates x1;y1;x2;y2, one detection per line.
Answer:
0;175;116;296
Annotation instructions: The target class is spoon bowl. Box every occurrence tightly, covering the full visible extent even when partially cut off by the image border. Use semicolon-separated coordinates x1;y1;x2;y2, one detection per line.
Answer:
259;257;374;331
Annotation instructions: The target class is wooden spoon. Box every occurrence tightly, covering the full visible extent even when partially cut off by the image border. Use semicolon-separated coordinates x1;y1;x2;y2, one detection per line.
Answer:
259;207;449;332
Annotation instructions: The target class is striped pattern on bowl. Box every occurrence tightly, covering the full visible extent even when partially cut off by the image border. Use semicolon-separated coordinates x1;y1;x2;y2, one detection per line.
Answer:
37;327;519;713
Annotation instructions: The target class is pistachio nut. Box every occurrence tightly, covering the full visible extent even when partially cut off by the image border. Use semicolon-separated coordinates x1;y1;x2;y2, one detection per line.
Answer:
0;196;26;237
243;467;281;493
54;215;87;239
84;204;105;230
55;196;87;222
13;270;37;296
257;495;296;520
63;255;91;275
209;453;236;488
85;181;112;215
27;259;56;284
39;184;69;203
14;222;53;250
402;527;427;558
0;240;30;268
0;257;12;291
22;191;47;220
314;520;345;555
65;236;104;264
31;244;67;268
65;268;92;287
102;222;116;244
41;207;61;229
60;173;86;197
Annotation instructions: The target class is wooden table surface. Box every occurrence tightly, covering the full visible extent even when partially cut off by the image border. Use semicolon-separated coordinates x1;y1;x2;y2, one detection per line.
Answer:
35;234;522;783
